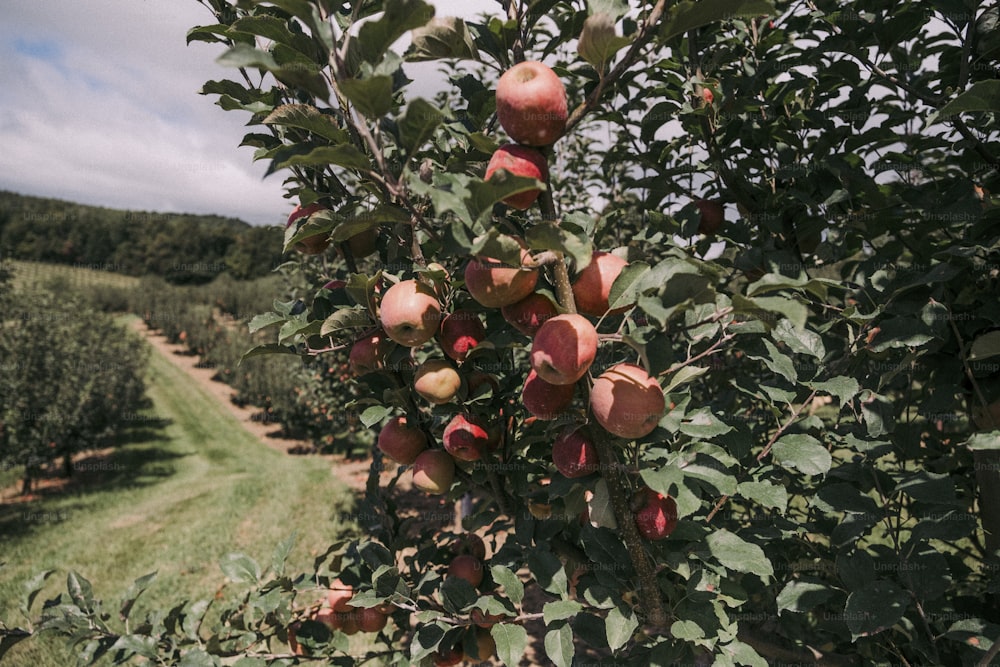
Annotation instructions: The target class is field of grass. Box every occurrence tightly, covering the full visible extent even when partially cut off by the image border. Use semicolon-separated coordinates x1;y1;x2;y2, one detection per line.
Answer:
0;320;360;666
7;259;140;291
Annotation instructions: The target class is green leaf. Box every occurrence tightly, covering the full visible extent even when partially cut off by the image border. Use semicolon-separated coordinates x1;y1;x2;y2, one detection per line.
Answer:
178;648;218;667
704;529;773;579
720;640;768;667
110;634;159;660
607;261;649;313
772;434;831;476
271;533;296;577
231;15;313;55
737;481;787;511
21;569;55;616
320;308;375;337
605;606;639;651
356;0;435;66
966;432;1000;450
268;143;371;176
361;405;392;428
525;222;593;270
239;344;298;364
263;104;348;144
248;312;286;334
772;319;825;358
339;76;395;118
491;622;528;666
406;16;479;61
119;571;157;621
749;339;797;384
776;580;836;614
490;565;524;605
219;553;261;584
970;330;1000;361
810;376;860;404
578;13;632;71
527;549;569;597
543;600;583;625
844;581;910;640
67;571;94;609
929;79;1000;123
544;623;574;667
663;364;710;394
398;98;446;155
660;0;775;42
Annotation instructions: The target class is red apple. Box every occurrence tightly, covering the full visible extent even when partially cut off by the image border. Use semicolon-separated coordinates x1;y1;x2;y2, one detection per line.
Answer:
695;199;725;235
338;611;360;635
501;292;558;336
530;314;599;385
340;227;378;258
357;606;388;633
438;310;486;362
448;554;484;587
634;487;678;540
414;359;462;405
349;331;390;374
571;251;631;316
412;449;455;495
700;87;714;105
378;415;427;464
485;144;548;210
286;202;329;255
552;426;600;478
379;279;442;346
432;645;464;667
496;61;568;146
464;245;538;308
452;533;487;560
443;413;498;462
328;581;354;612
589;363;665;439
469;628;496;661
522;368;575;420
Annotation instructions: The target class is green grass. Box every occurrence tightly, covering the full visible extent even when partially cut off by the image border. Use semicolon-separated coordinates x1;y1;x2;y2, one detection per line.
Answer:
0;323;360;666
7;260;140;291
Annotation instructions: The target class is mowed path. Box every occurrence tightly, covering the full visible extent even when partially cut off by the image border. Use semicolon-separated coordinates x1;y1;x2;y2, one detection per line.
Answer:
0;323;359;667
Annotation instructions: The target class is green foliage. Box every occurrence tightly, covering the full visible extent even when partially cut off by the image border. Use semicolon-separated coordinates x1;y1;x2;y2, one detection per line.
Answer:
0;191;284;283
15;0;1000;665
0;287;148;492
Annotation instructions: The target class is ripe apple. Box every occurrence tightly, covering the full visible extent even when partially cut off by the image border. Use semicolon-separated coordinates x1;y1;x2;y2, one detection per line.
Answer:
414;359;462;405
443;413;498;462
338;611;360;635
339;227;378;258
530;313;599;385
378;415;427;465
634;487;678;540
695;198;725;235
464;245;538;308
700;87;715;105
485;144;548;210
552;426;600;478
438;310;486;362
590;363;665;439
432;645;464;667
313;607;339;630
349;331;389;375
448;554;484;587
469;628;496;661
470;607;505;628
501;292;558;336
452;532;487;560
412;449;455;495
496;60;568;146
286;202;329;255
522;368;575;420
357;606;388;633
379;279;442;346
327;581;355;613
571;251;631;316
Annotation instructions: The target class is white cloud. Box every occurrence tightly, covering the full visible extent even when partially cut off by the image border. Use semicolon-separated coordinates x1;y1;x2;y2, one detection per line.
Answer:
0;0;500;226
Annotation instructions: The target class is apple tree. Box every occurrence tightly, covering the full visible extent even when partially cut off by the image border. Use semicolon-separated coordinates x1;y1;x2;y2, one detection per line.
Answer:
14;0;1000;665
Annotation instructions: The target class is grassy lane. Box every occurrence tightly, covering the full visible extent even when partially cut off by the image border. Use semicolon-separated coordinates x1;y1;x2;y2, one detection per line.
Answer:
0;332;359;666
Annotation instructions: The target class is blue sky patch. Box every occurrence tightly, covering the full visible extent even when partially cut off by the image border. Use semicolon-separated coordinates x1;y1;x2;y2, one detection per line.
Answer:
13;37;63;62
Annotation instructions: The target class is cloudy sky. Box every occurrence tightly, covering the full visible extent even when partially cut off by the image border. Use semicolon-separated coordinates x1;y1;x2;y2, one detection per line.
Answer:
0;0;495;226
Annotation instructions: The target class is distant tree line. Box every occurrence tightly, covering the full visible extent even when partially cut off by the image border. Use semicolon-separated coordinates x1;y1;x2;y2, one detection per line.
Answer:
0;191;285;284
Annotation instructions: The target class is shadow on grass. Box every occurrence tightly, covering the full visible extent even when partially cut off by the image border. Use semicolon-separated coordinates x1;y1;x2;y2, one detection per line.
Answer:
0;417;186;540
